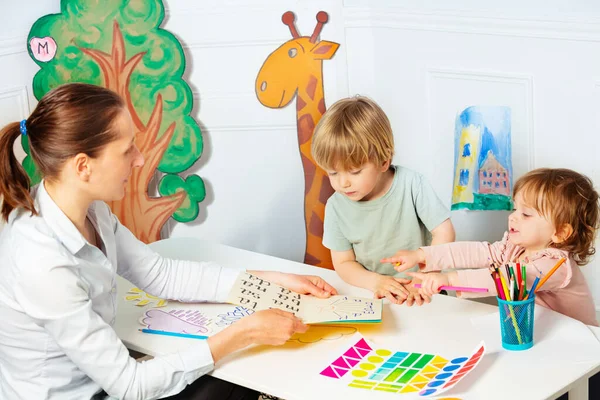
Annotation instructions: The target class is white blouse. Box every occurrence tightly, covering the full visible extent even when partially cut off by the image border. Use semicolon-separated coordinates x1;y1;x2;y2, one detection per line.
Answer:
0;182;241;399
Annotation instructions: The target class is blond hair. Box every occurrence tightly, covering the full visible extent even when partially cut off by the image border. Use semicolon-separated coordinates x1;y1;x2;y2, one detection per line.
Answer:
513;168;600;265
312;96;394;171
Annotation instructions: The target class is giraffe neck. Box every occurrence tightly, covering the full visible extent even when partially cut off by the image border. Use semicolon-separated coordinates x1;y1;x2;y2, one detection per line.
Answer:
294;68;335;268
295;69;325;154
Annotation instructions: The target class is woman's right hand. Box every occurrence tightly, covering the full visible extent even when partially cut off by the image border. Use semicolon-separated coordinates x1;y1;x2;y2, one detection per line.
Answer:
236;309;308;346
207;309;308;363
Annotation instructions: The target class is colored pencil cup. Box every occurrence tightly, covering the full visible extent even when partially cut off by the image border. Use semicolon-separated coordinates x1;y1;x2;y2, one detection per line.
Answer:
497;296;536;351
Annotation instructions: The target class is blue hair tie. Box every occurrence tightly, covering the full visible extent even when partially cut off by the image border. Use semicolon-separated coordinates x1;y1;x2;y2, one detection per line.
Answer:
19;120;27;136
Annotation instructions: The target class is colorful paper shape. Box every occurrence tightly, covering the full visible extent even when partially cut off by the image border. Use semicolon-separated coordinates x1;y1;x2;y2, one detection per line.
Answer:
125;287;167;307
320;334;485;397
141;309;211;335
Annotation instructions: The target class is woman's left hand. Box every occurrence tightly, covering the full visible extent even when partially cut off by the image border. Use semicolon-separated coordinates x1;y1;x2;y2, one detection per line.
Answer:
249;271;338;298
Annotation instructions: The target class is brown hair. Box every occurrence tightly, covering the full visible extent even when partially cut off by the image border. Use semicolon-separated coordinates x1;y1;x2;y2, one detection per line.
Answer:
312;95;394;171
513;168;600;265
0;83;125;222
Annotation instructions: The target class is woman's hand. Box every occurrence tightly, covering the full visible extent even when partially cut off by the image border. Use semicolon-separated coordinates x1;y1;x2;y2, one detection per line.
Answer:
207;309;308;362
236;309;308;345
249;271;338;298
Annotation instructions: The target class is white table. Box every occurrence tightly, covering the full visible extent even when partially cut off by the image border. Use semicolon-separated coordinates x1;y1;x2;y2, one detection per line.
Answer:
114;237;600;400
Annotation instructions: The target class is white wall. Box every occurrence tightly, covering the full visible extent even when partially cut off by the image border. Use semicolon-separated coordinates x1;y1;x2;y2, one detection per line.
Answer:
2;0;600;315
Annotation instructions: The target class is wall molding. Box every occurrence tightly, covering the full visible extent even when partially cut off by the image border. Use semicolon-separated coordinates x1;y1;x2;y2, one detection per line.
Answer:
0;86;30;117
344;7;600;42
183;39;284;50
425;68;534;170
0;36;27;57
202;124;296;133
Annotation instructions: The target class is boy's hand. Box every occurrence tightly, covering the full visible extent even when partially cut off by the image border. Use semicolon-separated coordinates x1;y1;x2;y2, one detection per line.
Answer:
380;249;426;272
406;271;449;297
372;275;411;304
401;282;431;306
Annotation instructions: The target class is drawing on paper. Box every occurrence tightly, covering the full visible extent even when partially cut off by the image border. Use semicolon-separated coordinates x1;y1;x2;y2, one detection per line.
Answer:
311;296;376;321
451;106;513;211
125;287;167;307
226;273;382;324
215;306;255;327
320;335;485;397
142;309;212;335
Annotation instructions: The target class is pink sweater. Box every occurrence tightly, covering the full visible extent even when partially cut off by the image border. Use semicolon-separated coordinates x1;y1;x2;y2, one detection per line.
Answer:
421;232;598;327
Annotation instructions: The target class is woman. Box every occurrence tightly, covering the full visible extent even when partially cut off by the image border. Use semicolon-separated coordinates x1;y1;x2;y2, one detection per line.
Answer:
0;83;337;400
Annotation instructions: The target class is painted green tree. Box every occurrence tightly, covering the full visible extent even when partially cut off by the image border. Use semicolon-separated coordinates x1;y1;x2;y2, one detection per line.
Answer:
27;0;205;242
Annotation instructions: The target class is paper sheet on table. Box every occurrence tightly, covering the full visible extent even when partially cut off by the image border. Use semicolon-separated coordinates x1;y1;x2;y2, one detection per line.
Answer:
319;333;486;397
470;306;600;363
226;272;382;324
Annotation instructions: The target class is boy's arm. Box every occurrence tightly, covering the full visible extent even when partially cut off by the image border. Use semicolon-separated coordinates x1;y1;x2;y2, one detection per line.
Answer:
412;172;454;243
331;248;381;291
430;219;455;245
331;249;409;304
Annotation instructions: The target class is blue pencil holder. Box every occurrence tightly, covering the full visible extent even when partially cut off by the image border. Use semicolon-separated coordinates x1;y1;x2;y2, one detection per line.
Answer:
497;296;536;351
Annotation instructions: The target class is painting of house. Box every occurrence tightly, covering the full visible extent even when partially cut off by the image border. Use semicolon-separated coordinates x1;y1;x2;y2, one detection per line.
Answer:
479;151;510;195
451;106;513;211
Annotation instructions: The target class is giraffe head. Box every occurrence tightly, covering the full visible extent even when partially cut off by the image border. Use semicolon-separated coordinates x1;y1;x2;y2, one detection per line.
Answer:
256;11;339;109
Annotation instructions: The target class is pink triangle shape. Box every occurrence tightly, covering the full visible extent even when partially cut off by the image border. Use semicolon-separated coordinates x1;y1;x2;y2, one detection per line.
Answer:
320;366;339;379
355;347;371;357
344;356;360;367
354;338;372;351
333;366;349;377
344;347;361;359
332;357;350;369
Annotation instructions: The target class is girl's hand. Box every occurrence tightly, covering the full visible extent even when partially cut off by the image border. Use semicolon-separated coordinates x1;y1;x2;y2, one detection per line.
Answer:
372;275;411;304
380;249;426;272
406;271;449;297
250;271;338;298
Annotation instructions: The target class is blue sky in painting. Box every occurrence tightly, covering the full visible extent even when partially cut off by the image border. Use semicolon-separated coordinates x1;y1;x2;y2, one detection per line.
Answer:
454;106;512;194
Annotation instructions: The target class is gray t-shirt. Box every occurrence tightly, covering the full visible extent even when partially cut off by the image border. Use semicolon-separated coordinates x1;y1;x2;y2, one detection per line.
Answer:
323;165;450;277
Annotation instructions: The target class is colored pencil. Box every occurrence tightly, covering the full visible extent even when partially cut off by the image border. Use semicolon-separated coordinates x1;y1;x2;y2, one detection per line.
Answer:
534;258;567;293
521;265;527;293
139;329;208;340
414;284;488;293
523;275;540;300
498;269;511;301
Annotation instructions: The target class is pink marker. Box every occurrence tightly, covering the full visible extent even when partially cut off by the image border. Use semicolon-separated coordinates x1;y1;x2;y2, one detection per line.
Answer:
413;284;489;293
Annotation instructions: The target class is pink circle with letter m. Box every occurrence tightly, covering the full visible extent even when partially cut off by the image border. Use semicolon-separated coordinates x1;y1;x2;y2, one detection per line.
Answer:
30;36;57;62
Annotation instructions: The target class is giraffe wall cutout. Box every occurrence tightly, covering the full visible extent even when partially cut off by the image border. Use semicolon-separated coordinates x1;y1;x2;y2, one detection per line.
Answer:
255;11;339;269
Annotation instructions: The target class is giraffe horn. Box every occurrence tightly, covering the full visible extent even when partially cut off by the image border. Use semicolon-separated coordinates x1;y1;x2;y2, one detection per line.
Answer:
282;11;300;38
309;11;329;43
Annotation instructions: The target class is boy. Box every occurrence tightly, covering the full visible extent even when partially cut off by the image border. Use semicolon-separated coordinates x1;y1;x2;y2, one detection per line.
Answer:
311;95;455;305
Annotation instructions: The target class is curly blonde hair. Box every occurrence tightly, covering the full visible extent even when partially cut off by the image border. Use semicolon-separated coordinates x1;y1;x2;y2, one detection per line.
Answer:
311;95;394;171
513;168;600;265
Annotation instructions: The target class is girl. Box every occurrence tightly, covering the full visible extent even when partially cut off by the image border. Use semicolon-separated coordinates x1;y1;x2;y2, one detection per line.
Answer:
383;168;599;327
0;83;337;400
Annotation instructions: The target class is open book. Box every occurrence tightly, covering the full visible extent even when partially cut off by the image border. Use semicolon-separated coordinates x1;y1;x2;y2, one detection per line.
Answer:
226;272;382;324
